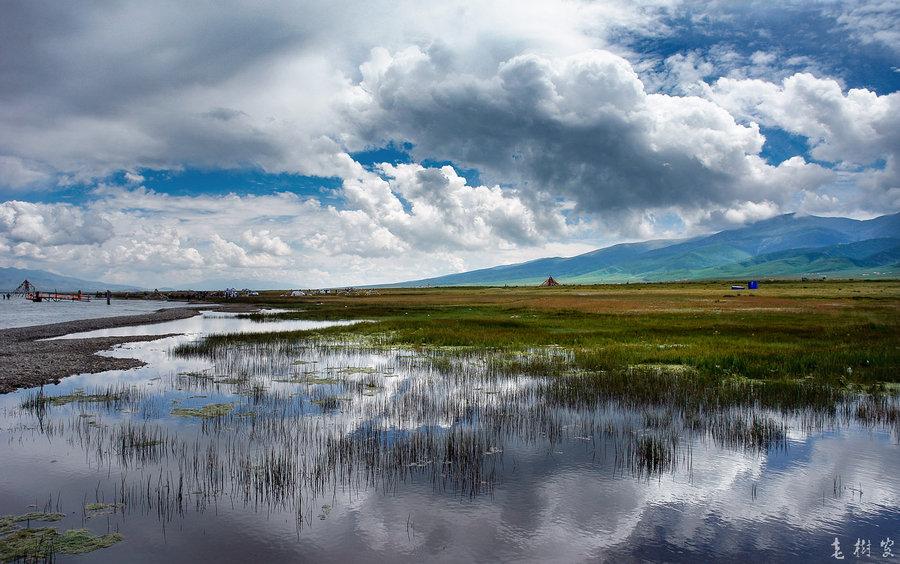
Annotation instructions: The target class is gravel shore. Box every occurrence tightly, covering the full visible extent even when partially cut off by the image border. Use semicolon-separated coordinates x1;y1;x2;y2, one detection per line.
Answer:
0;307;206;393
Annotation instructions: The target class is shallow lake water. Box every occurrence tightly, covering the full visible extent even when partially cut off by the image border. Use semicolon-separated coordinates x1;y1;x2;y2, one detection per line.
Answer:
1;313;897;562
48;309;350;340
0;298;187;329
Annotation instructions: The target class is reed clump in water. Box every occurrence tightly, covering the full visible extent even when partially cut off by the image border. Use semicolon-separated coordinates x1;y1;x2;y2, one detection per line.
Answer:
21;385;138;410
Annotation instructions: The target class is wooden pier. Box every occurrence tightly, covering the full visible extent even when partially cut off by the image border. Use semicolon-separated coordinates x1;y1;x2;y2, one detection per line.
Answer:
25;291;92;302
12;280;94;302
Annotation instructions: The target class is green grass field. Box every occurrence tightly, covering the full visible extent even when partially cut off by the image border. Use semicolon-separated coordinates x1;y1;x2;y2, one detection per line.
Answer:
178;280;900;386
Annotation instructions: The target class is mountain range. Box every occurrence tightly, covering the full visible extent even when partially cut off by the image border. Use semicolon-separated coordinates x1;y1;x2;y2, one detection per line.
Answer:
2;213;897;291
0;268;298;292
392;212;900;286
0;267;140;292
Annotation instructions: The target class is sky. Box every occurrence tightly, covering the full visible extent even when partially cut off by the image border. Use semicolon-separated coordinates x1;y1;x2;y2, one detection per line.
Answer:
1;0;898;288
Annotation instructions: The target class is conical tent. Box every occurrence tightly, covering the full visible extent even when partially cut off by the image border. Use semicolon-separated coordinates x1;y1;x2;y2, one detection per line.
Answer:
539;276;560;286
13;279;36;295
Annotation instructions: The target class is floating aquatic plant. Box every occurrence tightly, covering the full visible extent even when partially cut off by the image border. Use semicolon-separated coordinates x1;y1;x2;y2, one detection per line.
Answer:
171;403;234;418
0;527;122;560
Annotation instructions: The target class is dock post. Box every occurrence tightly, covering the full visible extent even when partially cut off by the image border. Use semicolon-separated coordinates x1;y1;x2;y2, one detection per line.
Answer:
106;290;111;305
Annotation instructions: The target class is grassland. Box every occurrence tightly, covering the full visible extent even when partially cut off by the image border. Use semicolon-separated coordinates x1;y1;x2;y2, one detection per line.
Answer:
177;280;900;385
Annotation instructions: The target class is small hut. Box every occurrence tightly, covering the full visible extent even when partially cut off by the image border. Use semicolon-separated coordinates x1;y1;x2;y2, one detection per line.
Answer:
539;276;560;287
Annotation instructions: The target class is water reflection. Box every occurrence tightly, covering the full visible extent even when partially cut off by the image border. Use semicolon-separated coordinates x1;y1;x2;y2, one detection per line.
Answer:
50;310;357;339
0;314;897;562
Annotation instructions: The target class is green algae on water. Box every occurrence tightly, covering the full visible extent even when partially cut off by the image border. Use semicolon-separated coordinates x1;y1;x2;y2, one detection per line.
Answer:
0;512;64;534
85;502;122;512
54;529;122;554
273;376;343;385
310;396;343;410
214;377;247;385
0;527;123;560
171;403;234;418
337;366;378;375
85;503;125;519
178;370;214;380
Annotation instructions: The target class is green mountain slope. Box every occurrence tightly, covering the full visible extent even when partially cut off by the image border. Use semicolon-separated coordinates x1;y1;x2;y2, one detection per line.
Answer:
391;213;900;286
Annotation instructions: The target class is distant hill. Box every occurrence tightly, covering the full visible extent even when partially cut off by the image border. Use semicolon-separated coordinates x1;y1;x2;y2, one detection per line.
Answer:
0;267;142;292
391;212;900;286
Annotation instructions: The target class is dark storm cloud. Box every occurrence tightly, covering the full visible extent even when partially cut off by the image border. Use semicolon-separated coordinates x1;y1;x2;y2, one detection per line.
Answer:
0;0;894;243
0;1;309;117
0;0;355;185
347;47;825;223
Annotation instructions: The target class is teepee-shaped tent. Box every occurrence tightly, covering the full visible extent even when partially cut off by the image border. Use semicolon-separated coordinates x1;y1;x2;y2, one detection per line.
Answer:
13;279;36;295
539;276;560;287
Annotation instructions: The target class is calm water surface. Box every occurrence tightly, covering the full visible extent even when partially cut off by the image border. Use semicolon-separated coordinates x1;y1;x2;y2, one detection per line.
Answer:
0;298;186;329
0;314;897;562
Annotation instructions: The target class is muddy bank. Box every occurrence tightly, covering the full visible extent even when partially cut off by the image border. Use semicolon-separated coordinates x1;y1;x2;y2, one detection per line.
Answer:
0;307;221;393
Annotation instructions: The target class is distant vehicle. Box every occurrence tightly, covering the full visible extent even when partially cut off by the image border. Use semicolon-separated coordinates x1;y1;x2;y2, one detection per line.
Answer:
731;285;745;290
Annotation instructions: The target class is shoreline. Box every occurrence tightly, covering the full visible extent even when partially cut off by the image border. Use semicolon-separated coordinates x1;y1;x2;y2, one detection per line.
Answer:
0;305;250;394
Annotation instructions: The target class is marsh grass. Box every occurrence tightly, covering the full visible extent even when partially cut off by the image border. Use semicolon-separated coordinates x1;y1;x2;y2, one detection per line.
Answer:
21;385;138;410
178;283;899;385
8;282;897;535
24;342;897;530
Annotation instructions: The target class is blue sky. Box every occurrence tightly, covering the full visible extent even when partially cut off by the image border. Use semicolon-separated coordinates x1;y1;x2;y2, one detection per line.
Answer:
0;0;897;287
631;2;900;94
